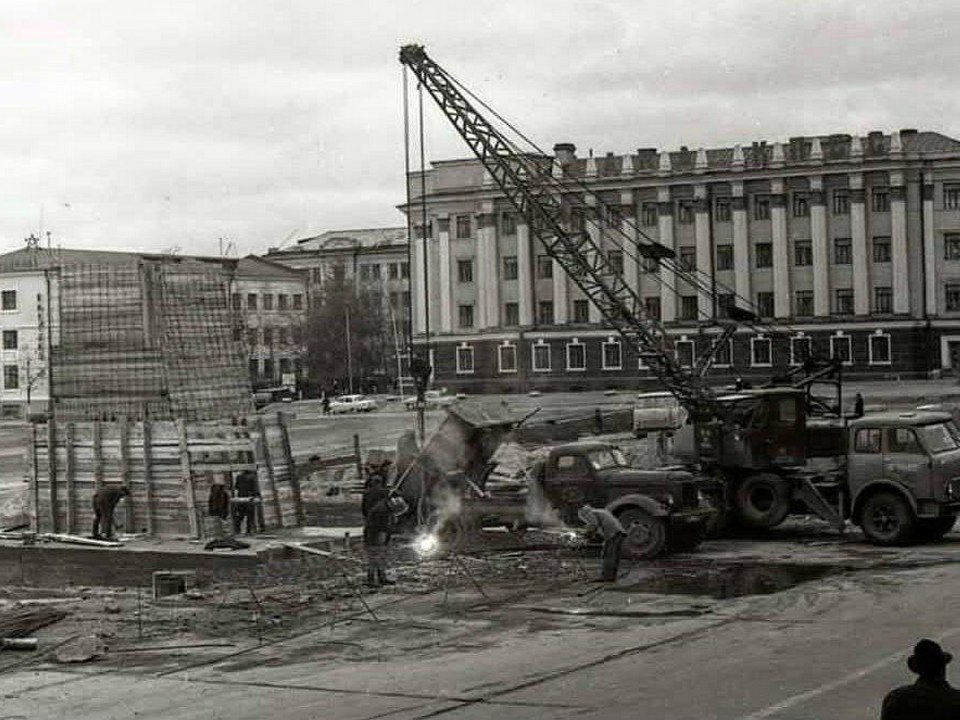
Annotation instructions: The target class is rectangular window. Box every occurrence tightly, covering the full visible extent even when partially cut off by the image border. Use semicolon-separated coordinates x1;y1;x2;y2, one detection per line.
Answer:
641;203;658;227
830;334;852;363
247;293;258;310
791;335;812;365
713;338;732;367
833;189;850;215
248;358;260;379
458;304;474;328
751;336;772;366
792;194;809;217
601;340;622;370
870;333;892;364
263;294;275;311
504;302;520;326
2;330;17;350
756;291;774;318
871;187;890;213
874;287;893;314
569;209;584;232
263;358;275;379
359;265;370;281
644;296;661;320
753;195;771;221
755;243;773;268
608;250;624;274
946;234;960;261
835;289;854;315
457;259;474;283
714;197;732;222
642;256;659;273
247;328;258;346
401;262;410;279
0;291;16;312
716;245;733;271
947;284;960;311
794;240;812;266
873;236;891;263
679;295;698;320
604;205;621;228
498;344;517;373
262;327;273;345
566;342;586;371
945;184;960;210
456;345;474;374
501;212;517;236
388;263;399;280
717;293;735;318
834;238;852;265
536;255;553;279
679;247;696;272
854;428;882;454
677;200;694;224
4;364;20;389
292;294;303;310
278;295;288;311
675;339;695;368
232;294;241;311
537;300;554;325
532;343;551;372
455;214;471;239
573;299;590;324
503;256;518;280
795;290;814;317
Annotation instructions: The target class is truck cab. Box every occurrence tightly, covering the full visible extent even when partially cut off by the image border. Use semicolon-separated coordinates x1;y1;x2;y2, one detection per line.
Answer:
532;441;715;558
848;411;960;544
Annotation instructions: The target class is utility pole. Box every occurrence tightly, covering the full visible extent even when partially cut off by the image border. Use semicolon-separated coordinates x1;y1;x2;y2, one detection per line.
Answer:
345;306;354;394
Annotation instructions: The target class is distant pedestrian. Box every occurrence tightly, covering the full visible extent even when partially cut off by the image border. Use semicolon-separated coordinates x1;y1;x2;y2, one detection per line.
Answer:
577;504;626;582
92;485;130;540
881;639;960;720
322;393;331;415
853;392;865;418
232;469;260;535
362;475;394;588
594;408;604;435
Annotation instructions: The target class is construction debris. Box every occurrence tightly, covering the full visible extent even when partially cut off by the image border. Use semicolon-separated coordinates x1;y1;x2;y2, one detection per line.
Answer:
0;606;68;640
55;635;106;664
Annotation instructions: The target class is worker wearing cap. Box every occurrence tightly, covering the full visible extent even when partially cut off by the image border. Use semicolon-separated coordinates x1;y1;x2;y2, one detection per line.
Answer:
577;505;626;582
361;475;395;588
882;639;960;719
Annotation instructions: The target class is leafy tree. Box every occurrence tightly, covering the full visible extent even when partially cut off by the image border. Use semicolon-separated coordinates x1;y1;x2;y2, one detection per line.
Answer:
303;276;391;394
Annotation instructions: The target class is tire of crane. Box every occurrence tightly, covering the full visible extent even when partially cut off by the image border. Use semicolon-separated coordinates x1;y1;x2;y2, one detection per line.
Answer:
617;507;668;560
735;473;791;529
858;491;915;546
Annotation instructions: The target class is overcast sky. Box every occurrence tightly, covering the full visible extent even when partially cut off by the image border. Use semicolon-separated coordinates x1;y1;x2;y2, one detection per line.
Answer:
2;0;958;257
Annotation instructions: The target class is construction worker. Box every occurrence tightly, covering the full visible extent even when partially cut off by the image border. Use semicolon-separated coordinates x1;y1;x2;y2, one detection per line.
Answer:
232;469;260;535
92;485;130;540
361;474;394;588
577;504;626;582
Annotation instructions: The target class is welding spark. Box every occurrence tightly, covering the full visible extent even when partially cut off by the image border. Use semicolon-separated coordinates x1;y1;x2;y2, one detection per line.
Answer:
415;533;440;557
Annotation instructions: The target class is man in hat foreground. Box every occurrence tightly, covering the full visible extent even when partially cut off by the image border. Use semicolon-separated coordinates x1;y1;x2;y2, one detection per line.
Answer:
881;639;960;719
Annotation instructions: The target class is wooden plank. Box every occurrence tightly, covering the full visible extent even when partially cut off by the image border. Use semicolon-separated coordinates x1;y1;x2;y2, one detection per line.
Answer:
255;415;282;529
277;412;303;526
47;419;58;533
65;422;76;534
120;419;133;531
177;419;200;539
143;419;156;536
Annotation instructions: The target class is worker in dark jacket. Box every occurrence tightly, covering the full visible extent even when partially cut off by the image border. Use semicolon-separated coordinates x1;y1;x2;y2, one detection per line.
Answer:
881;639;960;720
578;504;626;582
232;469;260;535
92;485;130;540
361;475;394;588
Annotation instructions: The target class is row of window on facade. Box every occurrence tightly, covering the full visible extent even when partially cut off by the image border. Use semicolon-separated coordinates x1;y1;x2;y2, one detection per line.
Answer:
443;184;960;239
240;325;303;347
451;331;894;375
232;292;304;312
310;262;410;284
249;356;300;379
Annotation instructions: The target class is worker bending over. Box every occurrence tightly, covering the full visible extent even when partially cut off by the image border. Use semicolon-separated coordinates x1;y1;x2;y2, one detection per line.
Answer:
92;485;130;540
578;504;626;582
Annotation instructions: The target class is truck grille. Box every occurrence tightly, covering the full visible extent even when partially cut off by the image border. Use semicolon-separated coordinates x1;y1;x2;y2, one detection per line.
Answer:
677;481;699;507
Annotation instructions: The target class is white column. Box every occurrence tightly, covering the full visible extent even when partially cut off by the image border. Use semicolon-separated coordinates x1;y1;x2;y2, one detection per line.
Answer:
850;174;870;316
436;217;453;333
732;182;750;310
694;184;712;319
923;173;937;315
475;210;494;328
771;179;790;318
411;228;426;334
658;187;676;322
484;213;500;327
620;192;639;296
890;172;909;314
810;176;830;317
585;196;603;324
553;259;568;324
428;235;441;334
517;222;533;326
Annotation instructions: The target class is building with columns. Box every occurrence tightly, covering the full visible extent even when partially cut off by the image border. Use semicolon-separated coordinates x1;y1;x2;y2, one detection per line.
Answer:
402;129;960;392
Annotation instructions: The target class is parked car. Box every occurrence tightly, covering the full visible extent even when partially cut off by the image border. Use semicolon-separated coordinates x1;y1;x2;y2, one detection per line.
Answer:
403;389;456;411
329;394;378;414
253;386;296;410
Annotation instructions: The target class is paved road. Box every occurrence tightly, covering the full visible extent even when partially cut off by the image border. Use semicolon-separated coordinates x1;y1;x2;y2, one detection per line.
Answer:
3;551;960;719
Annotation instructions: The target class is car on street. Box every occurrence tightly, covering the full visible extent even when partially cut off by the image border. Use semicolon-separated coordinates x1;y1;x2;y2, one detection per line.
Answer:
328;394;378;414
403;389;456;411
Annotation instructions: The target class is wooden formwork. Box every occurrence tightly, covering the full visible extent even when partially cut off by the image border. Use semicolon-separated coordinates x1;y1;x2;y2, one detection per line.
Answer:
29;412;304;538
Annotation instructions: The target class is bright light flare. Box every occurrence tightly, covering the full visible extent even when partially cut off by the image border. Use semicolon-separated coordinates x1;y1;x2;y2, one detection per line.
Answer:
415;533;440;557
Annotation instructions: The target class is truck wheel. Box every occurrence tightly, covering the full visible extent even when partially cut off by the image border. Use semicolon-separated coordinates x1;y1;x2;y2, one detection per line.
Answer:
915;517;956;543
617;507;667;560
858;492;916;546
667;521;708;552
735;474;791;529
